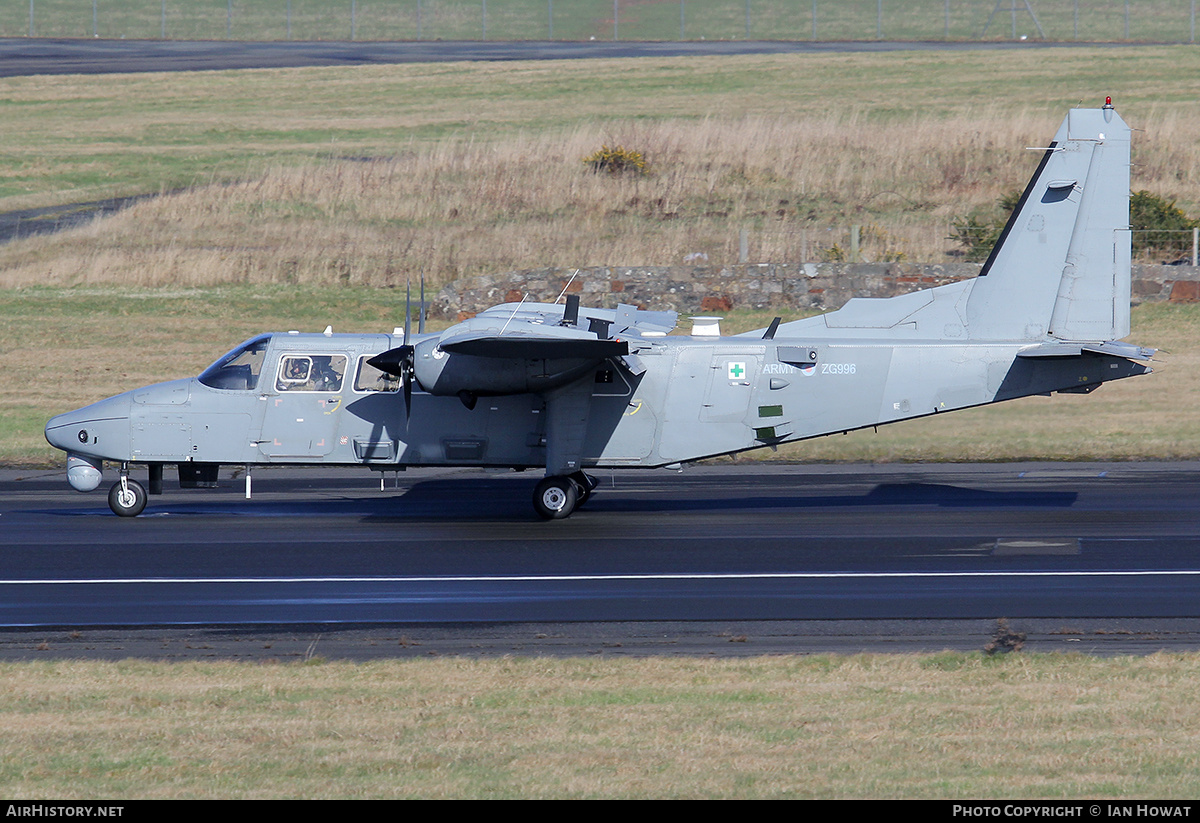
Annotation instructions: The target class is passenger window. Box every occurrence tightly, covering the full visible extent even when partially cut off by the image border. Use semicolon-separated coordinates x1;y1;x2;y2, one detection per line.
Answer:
354;356;401;393
276;355;346;392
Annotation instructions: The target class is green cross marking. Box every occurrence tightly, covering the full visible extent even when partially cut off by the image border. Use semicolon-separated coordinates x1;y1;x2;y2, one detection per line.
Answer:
729;362;745;379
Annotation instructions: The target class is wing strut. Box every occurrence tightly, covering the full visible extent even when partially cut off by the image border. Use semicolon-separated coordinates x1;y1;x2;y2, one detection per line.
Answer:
543;378;594;477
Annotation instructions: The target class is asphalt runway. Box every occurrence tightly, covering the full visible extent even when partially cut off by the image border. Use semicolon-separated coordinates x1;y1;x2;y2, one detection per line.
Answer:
5;462;1200;658
0;37;1140;77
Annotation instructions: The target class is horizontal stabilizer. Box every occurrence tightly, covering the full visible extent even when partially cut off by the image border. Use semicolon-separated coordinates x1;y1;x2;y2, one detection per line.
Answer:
1017;340;1156;360
1082;341;1157;360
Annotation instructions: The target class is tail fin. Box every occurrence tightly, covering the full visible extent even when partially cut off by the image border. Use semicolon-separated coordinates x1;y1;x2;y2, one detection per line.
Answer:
965;103;1131;341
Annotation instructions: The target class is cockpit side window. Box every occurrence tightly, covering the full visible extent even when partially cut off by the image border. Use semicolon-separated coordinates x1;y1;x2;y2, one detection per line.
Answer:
354;356;401;393
198;334;271;391
275;354;346;393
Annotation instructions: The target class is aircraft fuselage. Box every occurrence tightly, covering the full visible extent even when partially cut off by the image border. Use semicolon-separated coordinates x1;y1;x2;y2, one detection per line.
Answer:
46;328;1148;474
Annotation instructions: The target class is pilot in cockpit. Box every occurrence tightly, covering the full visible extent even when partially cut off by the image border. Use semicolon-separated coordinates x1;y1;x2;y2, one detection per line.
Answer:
286;359;308;381
309;356;343;392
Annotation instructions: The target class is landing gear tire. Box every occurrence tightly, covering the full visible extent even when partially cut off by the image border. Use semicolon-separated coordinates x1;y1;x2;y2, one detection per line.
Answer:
569;471;599;508
108;478;147;518
533;476;578;520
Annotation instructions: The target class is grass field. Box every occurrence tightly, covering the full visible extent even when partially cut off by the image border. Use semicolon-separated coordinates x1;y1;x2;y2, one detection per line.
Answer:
3;653;1200;799
1;48;1199;289
4;0;1199;43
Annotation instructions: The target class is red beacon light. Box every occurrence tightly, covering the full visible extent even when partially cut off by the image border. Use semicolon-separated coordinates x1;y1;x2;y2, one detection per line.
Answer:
1101;96;1115;125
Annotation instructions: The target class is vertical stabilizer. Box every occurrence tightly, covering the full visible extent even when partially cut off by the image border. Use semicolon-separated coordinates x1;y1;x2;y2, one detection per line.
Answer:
965;103;1131;341
1047;106;1132;341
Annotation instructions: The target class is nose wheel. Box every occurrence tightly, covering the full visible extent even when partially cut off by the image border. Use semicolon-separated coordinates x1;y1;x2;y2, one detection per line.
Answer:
108;477;147;517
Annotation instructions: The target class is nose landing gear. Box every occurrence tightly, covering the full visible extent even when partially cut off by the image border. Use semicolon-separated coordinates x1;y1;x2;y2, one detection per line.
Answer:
108;470;147;517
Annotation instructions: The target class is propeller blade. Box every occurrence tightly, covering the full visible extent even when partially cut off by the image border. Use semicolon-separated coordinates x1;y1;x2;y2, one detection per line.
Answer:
368;345;416;418
404;275;412;347
419;270;426;335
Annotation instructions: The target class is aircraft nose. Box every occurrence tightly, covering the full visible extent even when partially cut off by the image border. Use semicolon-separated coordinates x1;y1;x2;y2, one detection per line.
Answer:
44;413;93;452
45;394;132;458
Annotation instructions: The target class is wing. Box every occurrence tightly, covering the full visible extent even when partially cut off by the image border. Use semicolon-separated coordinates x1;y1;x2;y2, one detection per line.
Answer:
437;327;629;359
378;298;671;401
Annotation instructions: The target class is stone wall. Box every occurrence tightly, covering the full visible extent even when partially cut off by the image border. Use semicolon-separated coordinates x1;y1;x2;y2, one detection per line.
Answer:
436;263;1200;319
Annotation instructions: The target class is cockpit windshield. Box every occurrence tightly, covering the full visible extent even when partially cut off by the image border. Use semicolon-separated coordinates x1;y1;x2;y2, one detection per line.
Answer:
198;334;271;390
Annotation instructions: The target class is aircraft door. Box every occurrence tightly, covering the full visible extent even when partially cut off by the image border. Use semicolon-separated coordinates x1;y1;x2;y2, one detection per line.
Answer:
259;353;347;459
702;350;762;422
659;346;762;462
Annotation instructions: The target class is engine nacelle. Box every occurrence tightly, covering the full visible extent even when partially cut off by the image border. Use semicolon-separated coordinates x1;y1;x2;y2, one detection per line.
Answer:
412;337;596;397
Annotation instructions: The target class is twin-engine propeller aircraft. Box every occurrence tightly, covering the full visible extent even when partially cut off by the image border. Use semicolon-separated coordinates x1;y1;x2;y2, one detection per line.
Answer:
46;101;1155;519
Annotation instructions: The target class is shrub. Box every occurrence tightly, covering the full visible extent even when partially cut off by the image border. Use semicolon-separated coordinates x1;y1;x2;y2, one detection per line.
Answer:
951;189;1198;263
948;190;1021;262
582;144;649;177
821;242;846;262
1130;190;1198;261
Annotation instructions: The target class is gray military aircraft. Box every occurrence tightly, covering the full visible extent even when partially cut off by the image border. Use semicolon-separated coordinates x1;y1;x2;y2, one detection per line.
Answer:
45;101;1155;519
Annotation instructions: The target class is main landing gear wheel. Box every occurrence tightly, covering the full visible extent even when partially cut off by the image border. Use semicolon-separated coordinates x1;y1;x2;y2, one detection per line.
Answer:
108;478;147;517
568;471;599;508
533;475;578;520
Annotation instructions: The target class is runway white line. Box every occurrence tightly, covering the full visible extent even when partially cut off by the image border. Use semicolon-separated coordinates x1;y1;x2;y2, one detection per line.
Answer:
4;570;1200;585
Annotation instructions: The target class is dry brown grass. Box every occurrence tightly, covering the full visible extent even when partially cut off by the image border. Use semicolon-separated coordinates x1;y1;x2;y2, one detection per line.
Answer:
2;103;1197;291
3;654;1200;798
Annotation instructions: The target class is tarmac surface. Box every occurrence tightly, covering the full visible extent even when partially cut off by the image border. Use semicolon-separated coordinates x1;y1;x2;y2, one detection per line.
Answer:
0;37;1141;77
6;462;1200;659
